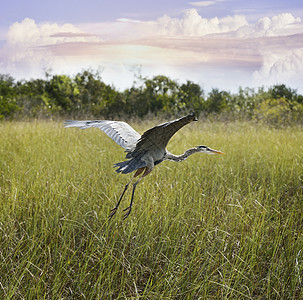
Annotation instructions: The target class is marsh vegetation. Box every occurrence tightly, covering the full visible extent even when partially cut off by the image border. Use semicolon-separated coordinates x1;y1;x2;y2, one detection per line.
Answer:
0;120;302;298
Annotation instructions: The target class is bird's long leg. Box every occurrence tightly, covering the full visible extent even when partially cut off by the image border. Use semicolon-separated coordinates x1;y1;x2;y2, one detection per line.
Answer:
108;179;131;219
108;167;145;219
123;167;152;220
122;178;140;220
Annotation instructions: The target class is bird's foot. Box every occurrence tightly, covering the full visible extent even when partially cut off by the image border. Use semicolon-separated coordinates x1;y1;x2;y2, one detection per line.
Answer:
108;207;118;219
122;206;132;220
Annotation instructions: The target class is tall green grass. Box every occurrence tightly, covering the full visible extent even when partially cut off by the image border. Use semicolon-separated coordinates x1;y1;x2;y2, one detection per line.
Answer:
0;120;302;299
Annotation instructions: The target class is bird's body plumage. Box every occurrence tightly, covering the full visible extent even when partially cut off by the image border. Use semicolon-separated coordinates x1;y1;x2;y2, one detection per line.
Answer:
65;113;223;219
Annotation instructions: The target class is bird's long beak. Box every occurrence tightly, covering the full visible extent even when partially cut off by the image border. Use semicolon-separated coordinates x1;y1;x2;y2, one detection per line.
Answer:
211;149;224;154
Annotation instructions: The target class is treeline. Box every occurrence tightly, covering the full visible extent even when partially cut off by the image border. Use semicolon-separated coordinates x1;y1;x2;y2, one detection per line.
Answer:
1;70;303;125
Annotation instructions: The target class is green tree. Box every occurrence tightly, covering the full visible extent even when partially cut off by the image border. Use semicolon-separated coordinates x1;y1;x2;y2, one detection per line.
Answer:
0;74;19;119
145;76;176;113
254;97;295;125
270;84;297;101
16;78;51;118
178;81;205;115
227;87;257;118
46;75;79;114
123;86;148;117
1;71;303;122
74;70;123;117
205;88;230;113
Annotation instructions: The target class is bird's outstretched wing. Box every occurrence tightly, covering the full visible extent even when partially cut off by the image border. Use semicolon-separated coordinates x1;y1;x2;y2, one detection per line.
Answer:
134;113;197;152
64;120;141;151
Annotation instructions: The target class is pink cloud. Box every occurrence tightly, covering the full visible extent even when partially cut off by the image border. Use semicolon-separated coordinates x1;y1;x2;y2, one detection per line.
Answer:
50;32;97;38
1;10;303;91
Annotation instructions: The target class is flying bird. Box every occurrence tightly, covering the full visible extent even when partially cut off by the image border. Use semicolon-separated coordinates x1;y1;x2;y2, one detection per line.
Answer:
65;113;223;219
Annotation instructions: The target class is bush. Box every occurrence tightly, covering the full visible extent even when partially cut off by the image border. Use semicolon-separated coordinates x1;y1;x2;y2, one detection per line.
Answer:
0;71;303;126
253;97;302;126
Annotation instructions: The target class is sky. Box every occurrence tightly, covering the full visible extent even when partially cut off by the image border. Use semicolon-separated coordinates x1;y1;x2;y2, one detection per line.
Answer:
1;0;303;93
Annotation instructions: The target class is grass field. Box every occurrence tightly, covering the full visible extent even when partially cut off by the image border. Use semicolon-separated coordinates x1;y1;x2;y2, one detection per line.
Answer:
0;120;302;299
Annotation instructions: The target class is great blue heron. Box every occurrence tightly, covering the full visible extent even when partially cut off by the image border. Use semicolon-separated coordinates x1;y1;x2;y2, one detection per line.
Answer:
65;113;223;219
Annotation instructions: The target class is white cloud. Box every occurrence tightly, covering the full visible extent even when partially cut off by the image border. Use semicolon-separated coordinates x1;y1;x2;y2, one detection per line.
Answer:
253;48;303;87
234;13;303;39
252;13;302;37
156;9;248;36
5;18;97;47
188;1;217;7
0;11;303;91
0;18;100;78
154;10;303;38
188;1;225;7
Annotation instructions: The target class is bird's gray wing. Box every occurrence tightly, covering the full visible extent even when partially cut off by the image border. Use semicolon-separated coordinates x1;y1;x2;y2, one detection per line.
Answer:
134;113;197;152
64;120;141;151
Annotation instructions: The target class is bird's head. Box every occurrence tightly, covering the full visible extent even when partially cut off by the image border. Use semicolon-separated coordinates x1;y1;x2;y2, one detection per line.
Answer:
189;112;198;121
196;145;224;154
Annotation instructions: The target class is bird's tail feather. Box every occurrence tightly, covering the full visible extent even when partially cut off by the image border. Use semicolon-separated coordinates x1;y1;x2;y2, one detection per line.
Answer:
114;158;146;174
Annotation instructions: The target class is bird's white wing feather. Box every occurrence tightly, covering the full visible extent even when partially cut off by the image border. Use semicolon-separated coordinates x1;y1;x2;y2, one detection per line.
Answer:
64;120;141;150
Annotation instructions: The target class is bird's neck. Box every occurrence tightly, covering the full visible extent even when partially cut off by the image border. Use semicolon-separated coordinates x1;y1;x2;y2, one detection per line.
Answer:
165;147;199;162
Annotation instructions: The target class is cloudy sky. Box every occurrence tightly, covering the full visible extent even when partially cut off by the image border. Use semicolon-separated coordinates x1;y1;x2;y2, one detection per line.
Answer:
1;0;303;92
